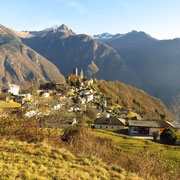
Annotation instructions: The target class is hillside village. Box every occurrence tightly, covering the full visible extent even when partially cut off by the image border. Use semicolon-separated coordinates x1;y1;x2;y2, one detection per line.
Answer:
0;68;177;137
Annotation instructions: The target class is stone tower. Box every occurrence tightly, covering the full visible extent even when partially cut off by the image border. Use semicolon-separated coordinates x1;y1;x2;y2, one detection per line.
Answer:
73;68;78;76
80;69;84;79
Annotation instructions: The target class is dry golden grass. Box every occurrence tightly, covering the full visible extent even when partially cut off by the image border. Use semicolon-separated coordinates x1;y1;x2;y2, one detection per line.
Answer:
0;139;141;180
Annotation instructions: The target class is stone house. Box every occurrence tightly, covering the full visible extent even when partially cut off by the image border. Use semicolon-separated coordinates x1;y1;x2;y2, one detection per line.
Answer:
93;116;126;129
3;84;20;96
94;93;100;99
128;119;174;136
100;100;107;108
14;96;25;104
84;79;93;86
78;98;86;104
85;93;93;102
42;92;50;98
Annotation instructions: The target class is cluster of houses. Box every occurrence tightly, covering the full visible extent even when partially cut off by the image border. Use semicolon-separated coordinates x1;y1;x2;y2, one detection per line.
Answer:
2;84;32;102
0;68;178;136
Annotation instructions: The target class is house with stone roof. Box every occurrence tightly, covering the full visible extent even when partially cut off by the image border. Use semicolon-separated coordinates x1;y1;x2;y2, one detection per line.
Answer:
93;116;126;129
127;119;174;135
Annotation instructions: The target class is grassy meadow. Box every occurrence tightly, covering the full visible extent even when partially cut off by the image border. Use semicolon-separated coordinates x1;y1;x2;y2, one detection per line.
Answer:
93;129;180;177
0;117;179;179
0;139;141;180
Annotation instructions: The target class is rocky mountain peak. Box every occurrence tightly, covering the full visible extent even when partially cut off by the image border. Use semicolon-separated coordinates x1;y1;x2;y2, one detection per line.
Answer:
57;24;75;35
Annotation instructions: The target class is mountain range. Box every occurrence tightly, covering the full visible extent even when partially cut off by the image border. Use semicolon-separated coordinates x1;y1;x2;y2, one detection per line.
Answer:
0;24;65;86
1;23;180;118
97;31;180;118
22;24;143;88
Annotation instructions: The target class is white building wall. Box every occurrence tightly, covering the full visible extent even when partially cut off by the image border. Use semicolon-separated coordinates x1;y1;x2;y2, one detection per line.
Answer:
43;93;50;97
86;94;93;102
25;93;31;100
8;85;20;95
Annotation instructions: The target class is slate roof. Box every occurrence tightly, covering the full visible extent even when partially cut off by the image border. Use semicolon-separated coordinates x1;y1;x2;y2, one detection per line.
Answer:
94;117;126;126
128;120;159;128
128;119;174;128
156;120;174;128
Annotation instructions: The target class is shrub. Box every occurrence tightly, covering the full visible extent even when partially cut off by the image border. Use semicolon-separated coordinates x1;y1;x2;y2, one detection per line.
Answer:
61;125;80;142
0;117;44;143
160;128;177;145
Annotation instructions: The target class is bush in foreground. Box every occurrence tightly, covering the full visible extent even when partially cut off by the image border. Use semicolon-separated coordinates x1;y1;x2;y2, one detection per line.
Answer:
160;128;177;145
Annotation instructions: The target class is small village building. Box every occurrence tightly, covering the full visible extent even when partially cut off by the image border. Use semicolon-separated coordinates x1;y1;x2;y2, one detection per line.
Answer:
84;79;93;86
106;109;112;113
93;117;126;129
68;107;74;112
94;93;100;99
42;92;50;98
25;110;39;117
156;119;174;131
3;84;20;96
52;104;61;110
14;96;25;104
78;98;86;104
100;100;107;108
20;93;32;101
86;93;93;102
128;119;174;136
80;82;84;87
37;90;43;94
83;89;93;96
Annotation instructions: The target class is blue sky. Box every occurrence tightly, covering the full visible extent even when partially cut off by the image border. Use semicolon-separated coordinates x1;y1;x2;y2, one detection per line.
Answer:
0;0;180;39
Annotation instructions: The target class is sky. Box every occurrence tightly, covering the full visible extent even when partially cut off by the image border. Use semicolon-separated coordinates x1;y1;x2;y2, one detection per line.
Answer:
0;0;180;39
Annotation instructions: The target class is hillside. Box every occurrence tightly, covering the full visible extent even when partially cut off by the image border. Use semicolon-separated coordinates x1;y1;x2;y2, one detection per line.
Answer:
95;80;175;120
0;24;65;86
22;25;144;88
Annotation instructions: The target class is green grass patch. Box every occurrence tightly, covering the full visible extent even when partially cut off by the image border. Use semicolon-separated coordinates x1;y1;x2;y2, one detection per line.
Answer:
92;129;180;179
